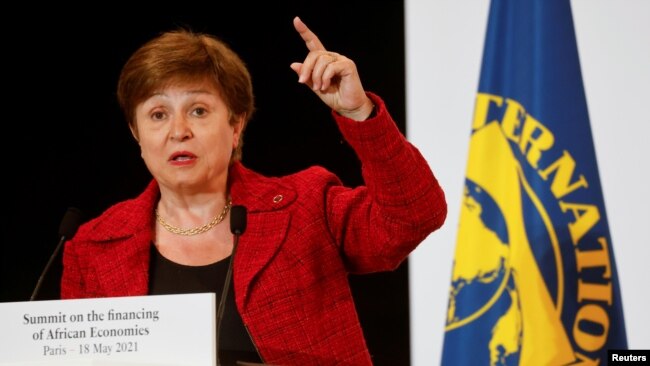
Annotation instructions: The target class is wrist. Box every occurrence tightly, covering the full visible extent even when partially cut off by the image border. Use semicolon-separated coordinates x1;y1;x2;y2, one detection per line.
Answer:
338;99;376;121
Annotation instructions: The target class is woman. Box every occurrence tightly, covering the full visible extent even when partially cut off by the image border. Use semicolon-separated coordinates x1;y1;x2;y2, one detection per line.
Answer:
61;17;447;365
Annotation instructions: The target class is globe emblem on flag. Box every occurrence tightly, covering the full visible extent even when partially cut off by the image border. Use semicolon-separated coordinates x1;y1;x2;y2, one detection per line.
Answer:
446;178;523;365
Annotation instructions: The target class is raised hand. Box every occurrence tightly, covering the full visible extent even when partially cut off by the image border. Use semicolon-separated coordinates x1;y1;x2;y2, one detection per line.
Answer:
290;16;374;121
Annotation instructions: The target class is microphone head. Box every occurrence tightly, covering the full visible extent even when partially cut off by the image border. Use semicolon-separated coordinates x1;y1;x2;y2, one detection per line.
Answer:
59;207;85;239
230;205;247;235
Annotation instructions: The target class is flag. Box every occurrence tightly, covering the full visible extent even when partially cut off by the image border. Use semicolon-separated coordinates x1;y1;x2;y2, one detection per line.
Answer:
441;0;627;364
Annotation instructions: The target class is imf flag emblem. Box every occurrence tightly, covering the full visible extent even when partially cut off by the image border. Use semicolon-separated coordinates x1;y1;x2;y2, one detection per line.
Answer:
444;120;575;365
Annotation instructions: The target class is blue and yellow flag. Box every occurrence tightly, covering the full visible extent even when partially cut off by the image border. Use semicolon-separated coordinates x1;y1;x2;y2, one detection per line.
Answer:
441;1;627;364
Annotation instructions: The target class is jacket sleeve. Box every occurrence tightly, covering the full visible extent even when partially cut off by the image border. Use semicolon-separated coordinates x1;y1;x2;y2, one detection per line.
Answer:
325;92;447;273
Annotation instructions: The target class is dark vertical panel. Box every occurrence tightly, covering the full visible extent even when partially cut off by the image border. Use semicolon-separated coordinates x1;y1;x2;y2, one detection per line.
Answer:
3;2;407;364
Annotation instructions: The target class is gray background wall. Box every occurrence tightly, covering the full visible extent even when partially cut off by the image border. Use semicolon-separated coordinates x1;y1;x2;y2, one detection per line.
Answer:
406;0;650;364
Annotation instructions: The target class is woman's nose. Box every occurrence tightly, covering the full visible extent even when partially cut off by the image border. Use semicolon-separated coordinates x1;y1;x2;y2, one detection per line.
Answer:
170;115;193;141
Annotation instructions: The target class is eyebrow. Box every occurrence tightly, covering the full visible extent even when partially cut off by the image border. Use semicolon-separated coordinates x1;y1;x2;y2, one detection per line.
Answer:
151;89;215;97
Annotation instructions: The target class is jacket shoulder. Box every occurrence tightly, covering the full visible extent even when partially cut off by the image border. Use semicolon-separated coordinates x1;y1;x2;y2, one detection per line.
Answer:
73;181;158;242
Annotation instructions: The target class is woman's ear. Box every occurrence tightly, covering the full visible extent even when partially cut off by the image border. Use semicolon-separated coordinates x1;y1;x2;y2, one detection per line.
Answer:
232;114;245;149
129;124;140;143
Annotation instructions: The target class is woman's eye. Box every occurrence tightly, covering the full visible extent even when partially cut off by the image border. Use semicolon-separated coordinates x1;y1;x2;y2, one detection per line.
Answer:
192;107;207;117
151;111;166;120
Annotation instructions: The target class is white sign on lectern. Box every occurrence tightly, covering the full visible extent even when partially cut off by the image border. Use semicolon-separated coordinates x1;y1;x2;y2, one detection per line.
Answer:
0;293;216;366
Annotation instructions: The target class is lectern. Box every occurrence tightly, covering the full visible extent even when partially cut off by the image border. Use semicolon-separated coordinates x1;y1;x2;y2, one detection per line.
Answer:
0;294;216;366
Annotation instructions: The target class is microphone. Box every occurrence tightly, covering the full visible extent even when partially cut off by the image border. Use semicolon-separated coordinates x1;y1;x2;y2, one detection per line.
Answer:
30;207;84;301
229;205;248;235
216;205;247;364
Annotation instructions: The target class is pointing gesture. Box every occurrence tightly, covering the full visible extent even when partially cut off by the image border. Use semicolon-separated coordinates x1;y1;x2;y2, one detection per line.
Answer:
290;17;375;121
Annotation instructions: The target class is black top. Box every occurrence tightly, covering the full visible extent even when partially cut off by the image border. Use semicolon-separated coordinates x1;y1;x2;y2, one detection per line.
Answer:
149;244;262;365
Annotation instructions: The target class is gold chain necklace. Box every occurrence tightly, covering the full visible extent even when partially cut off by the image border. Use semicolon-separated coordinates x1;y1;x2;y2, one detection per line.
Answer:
155;199;232;236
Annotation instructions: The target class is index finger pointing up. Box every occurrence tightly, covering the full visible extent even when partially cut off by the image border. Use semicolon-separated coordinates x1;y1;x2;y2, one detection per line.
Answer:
294;16;325;51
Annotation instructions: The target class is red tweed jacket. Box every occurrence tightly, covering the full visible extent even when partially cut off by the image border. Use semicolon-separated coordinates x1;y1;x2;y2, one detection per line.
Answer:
61;94;447;365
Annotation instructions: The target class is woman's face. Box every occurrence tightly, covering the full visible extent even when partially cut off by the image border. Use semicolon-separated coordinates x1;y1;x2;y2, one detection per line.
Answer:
133;80;242;193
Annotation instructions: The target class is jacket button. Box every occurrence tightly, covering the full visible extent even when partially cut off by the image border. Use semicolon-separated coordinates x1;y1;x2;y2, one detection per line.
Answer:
273;195;283;203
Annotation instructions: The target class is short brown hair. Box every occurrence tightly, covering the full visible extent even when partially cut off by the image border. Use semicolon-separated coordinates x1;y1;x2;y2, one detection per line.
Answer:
117;28;254;161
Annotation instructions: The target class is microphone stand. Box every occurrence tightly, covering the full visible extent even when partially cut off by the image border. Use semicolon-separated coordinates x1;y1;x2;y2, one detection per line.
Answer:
30;207;84;301
216;205;247;365
216;233;240;335
30;235;67;301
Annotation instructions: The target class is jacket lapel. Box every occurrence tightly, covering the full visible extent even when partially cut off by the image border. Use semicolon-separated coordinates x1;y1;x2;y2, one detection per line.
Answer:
83;181;158;297
229;163;296;308
234;211;290;308
90;231;151;297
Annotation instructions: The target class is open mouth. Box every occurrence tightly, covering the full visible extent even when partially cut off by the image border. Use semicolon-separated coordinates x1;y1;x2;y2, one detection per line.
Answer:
169;151;197;162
